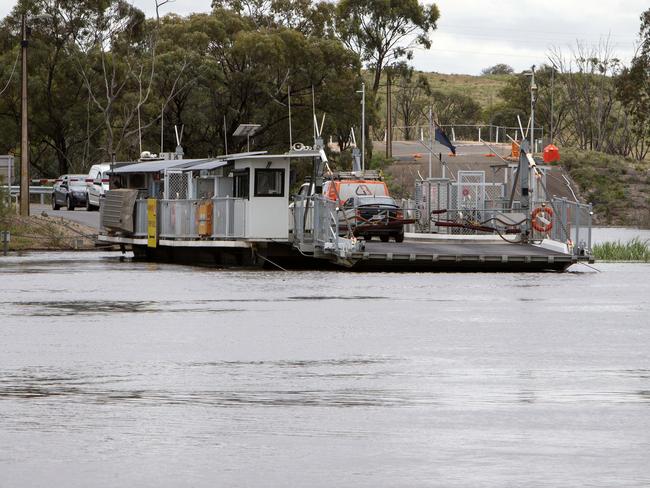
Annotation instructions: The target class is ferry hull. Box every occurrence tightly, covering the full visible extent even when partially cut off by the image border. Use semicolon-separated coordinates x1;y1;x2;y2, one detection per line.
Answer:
126;240;577;272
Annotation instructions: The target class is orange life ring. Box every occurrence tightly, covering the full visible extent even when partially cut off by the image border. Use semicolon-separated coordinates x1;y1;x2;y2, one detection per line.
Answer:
531;206;554;233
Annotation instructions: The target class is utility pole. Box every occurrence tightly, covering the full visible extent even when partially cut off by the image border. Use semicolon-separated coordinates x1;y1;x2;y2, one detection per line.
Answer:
386;73;392;160
360;82;366;171
19;14;29;217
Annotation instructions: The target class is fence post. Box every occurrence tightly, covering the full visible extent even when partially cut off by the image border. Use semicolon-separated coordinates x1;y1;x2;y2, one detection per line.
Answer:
2;231;9;256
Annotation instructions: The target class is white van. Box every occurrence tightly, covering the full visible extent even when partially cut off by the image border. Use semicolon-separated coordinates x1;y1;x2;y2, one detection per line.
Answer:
86;163;111;211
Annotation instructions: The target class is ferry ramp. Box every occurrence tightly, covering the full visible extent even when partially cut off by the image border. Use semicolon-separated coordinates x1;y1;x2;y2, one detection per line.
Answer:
342;239;576;272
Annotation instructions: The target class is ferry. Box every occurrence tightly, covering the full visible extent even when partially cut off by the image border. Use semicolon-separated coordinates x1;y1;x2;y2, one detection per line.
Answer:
97;140;594;272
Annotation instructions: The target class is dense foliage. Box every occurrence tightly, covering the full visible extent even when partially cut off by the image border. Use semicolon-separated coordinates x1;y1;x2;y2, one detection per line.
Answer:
0;0;440;177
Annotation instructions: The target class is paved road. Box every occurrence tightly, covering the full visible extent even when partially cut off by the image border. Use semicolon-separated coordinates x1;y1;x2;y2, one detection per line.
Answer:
374;140;511;162
31;204;100;230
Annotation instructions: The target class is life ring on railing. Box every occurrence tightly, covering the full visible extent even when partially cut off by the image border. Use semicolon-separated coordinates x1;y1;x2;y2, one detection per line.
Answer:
531;206;554;233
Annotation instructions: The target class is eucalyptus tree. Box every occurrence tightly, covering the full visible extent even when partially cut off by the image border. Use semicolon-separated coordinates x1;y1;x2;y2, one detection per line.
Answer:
394;70;429;140
616;8;650;160
0;0;104;175
335;0;439;93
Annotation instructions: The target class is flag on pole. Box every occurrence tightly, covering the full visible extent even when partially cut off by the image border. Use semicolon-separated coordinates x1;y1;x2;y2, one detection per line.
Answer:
434;125;456;155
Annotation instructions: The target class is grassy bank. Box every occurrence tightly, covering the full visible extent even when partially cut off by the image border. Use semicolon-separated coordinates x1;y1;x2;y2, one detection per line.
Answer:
0;201;97;251
592;238;650;262
560;148;650;227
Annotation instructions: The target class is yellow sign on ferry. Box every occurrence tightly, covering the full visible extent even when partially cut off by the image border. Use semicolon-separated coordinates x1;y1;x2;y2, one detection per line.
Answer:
147;198;157;248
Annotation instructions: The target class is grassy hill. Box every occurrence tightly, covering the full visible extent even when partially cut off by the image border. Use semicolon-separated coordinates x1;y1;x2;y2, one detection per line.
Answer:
368;71;511;112
419;72;510;109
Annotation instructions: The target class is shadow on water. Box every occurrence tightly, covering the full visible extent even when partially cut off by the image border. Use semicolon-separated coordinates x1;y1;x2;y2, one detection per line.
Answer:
8;296;392;316
0;360;416;408
3;364;650;409
9;300;246;316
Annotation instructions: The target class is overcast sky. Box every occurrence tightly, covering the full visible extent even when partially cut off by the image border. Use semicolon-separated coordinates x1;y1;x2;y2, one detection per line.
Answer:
1;0;646;75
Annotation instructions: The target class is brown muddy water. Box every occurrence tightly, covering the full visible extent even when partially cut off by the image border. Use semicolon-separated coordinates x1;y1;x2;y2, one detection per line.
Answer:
1;252;649;487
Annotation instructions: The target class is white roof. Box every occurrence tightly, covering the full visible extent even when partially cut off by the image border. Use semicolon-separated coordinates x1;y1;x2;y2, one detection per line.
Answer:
183;160;229;171
109;150;322;174
110;159;208;174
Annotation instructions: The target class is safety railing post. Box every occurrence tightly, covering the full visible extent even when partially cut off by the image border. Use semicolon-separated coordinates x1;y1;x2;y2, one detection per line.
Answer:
587;204;593;252
335;202;340;254
575;200;581;255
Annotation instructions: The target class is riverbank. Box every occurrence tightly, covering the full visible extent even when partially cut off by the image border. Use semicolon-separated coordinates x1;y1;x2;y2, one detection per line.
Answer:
0;212;97;251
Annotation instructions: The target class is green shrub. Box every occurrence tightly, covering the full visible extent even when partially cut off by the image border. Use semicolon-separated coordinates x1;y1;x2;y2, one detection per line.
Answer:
593;238;650;261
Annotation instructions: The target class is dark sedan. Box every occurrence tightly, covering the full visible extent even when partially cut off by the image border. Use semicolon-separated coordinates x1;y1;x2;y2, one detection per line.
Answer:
342;195;407;242
52;174;88;210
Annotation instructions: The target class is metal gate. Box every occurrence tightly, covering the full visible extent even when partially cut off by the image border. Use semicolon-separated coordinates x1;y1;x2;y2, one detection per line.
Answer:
455;171;485;210
164;170;189;200
415;178;450;232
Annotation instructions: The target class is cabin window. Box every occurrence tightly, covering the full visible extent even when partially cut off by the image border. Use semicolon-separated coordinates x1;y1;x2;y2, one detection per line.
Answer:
127;173;145;189
233;169;250;199
254;168;285;197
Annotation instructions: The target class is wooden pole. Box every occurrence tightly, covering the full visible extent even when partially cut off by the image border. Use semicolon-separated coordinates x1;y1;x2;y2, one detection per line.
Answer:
20;14;29;217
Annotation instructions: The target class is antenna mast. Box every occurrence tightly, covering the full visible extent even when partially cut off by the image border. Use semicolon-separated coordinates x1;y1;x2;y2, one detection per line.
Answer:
288;85;293;149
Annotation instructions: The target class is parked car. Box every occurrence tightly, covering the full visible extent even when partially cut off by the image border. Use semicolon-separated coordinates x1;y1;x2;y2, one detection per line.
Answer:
52;174;88;211
342;195;405;242
85;163;111;211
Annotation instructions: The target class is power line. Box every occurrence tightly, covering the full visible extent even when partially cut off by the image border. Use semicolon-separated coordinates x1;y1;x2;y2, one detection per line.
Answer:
0;49;20;97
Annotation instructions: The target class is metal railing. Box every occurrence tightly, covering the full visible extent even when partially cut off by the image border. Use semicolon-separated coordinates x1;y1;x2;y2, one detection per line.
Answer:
213;198;246;238
548;197;592;256
159;200;198;239
387;124;545;147
153;198;247;240
134;199;148;237
2;185;54;205
292;195;362;257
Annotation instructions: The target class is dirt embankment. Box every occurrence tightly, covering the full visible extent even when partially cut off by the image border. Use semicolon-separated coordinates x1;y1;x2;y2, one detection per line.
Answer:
0;212;98;251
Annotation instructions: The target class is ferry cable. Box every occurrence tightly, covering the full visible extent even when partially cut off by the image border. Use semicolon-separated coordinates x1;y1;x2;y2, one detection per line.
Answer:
254;253;288;272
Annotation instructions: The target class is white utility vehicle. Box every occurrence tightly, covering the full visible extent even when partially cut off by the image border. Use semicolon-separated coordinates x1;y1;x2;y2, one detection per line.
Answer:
86;163;111;211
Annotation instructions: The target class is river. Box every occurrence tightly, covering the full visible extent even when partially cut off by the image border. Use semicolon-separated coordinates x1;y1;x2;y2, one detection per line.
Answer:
1;252;649;487
591;227;650;244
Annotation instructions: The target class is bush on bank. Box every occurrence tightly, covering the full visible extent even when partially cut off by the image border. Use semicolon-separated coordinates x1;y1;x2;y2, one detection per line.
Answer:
592;238;650;262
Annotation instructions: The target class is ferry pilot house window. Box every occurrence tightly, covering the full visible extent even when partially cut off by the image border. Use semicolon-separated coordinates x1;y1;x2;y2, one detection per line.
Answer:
233;169;250;199
255;168;285;197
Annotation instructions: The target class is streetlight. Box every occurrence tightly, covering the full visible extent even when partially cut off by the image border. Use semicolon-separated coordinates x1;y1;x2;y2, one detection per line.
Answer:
530;65;538;154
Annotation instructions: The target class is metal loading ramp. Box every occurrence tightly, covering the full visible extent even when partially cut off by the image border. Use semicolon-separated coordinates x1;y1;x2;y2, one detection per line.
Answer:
341;240;576;272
